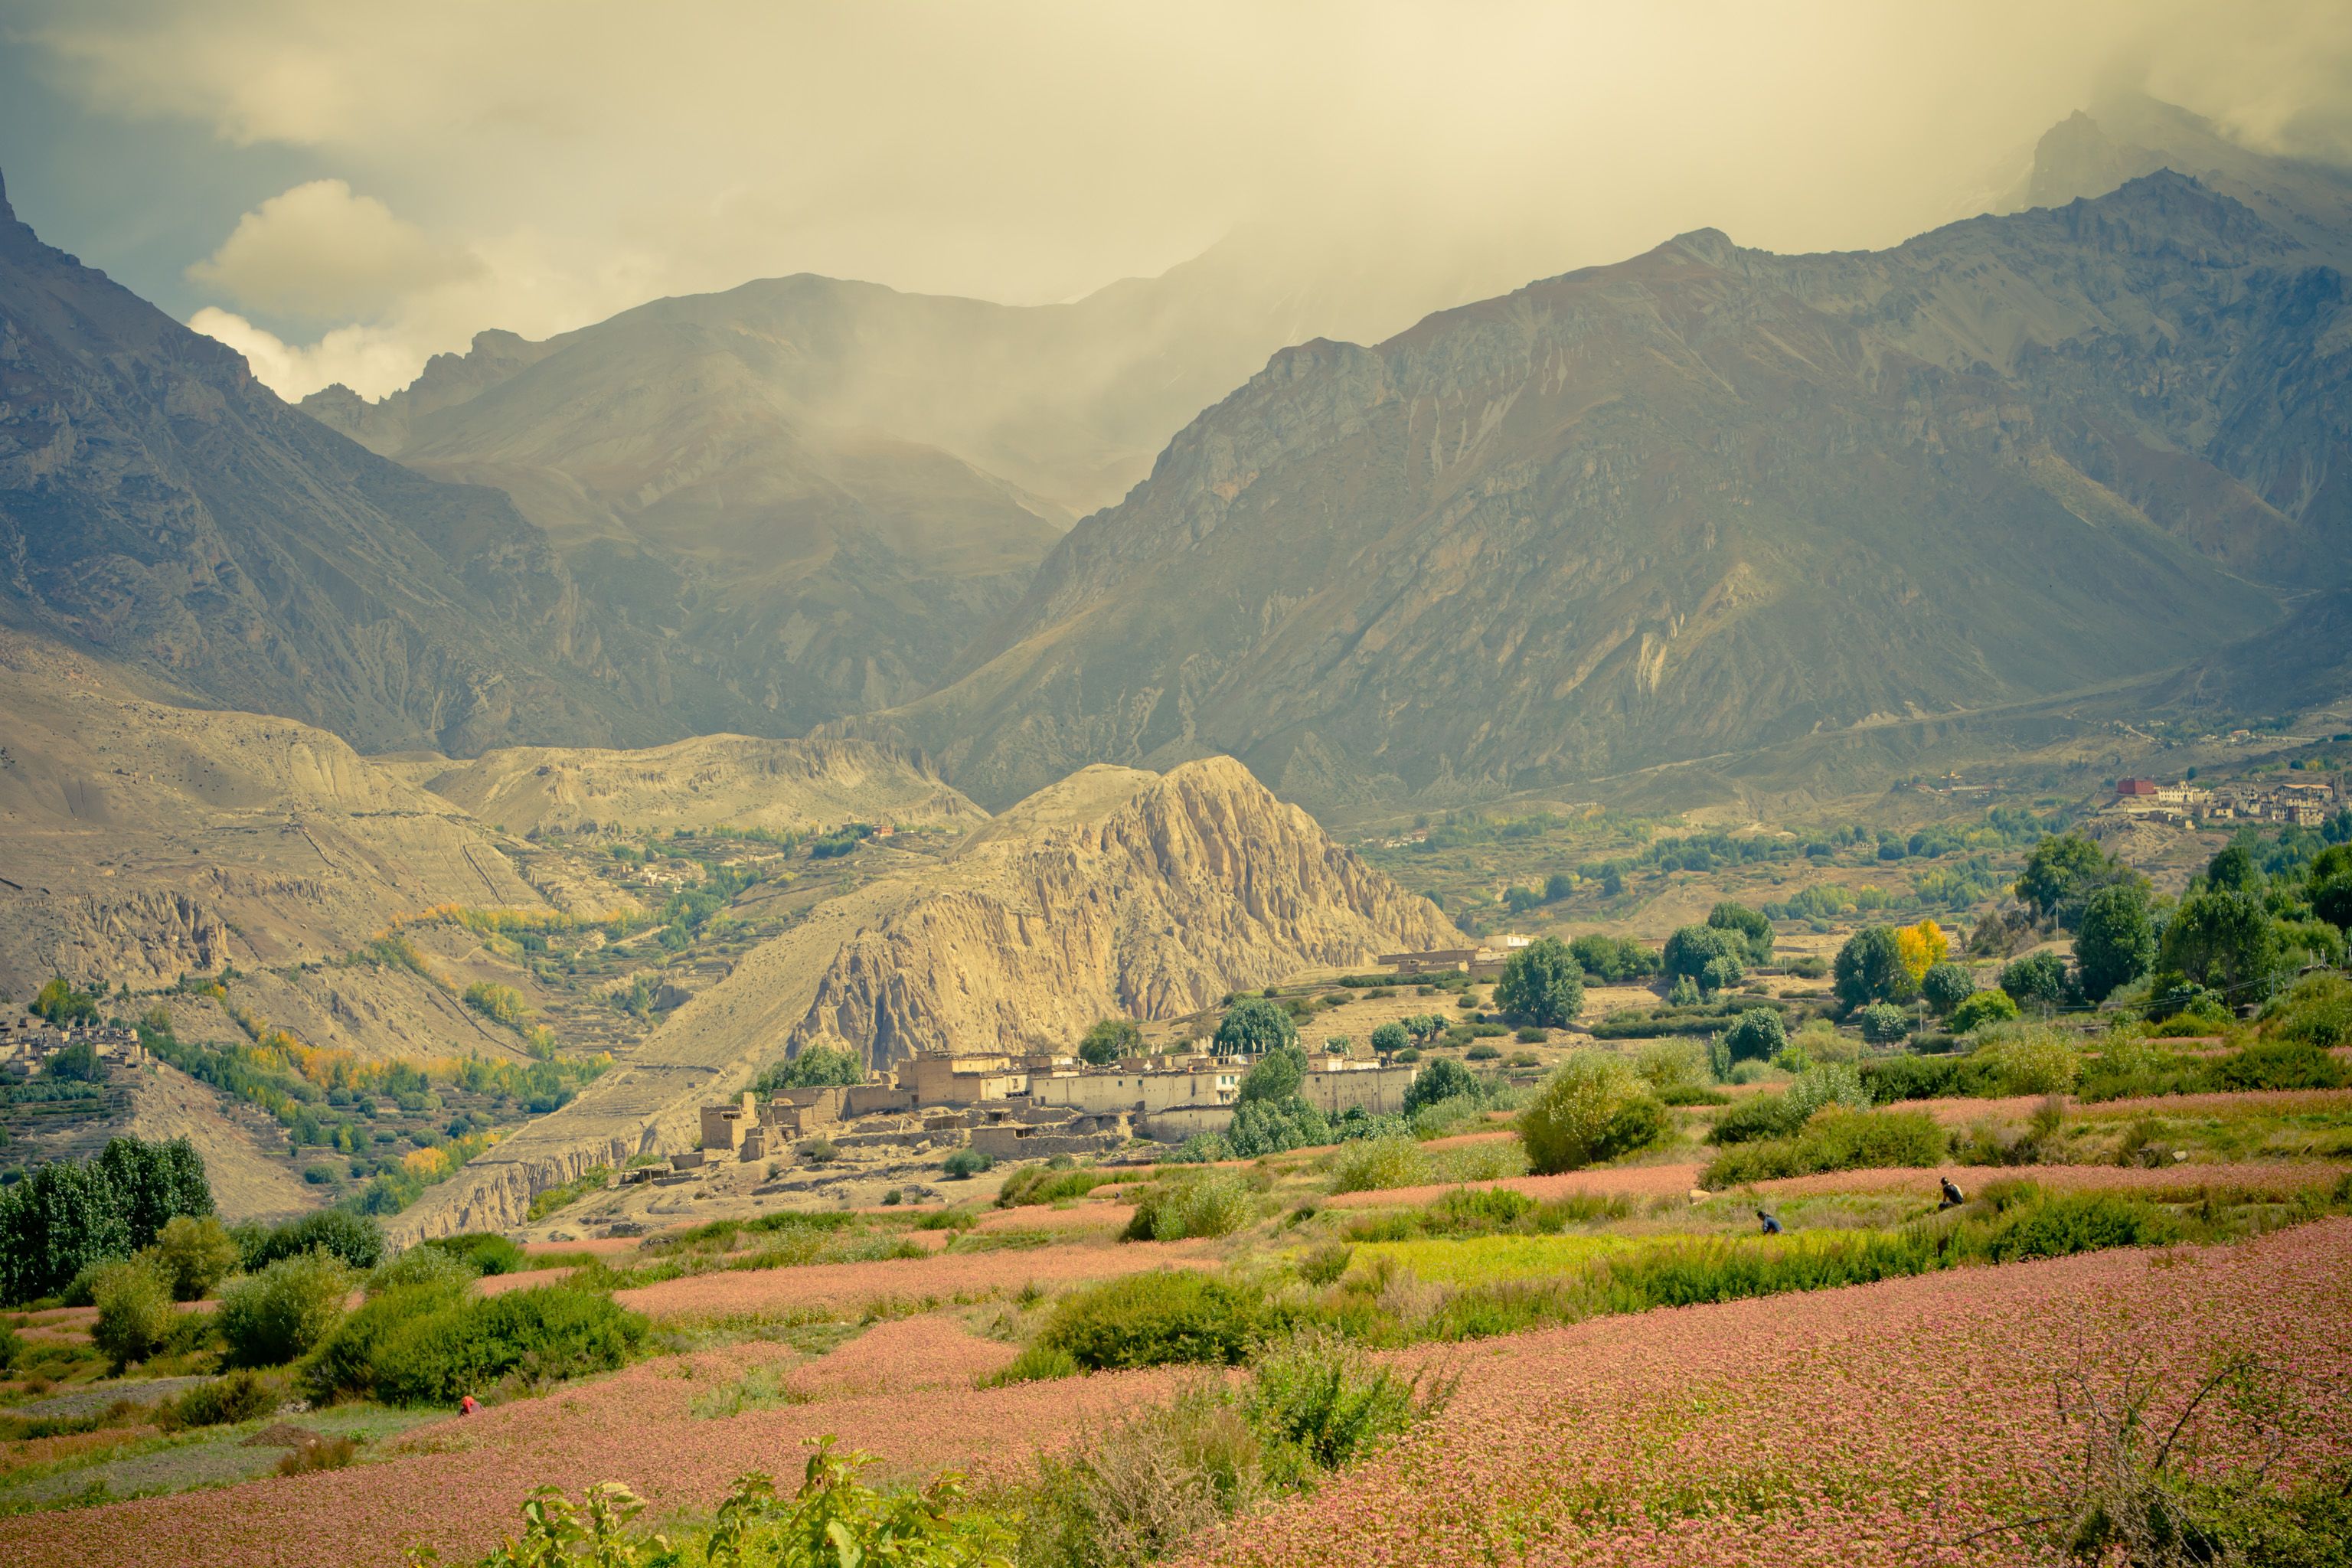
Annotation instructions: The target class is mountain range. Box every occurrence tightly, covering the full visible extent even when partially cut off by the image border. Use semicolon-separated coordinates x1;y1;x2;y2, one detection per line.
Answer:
3;95;2348;815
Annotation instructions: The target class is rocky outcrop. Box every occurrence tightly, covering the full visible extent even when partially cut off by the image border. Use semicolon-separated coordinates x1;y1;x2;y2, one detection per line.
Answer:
789;758;1459;1068
387;756;1455;1240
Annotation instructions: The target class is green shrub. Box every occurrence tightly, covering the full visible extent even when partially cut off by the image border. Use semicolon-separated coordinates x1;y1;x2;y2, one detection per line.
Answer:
942;1147;994;1180
1403;1059;1478;1117
1122;1173;1256;1242
369;1245;479;1295
149;1215;240;1302
164;1367;278;1429
1296;1240;1354;1285
217;1250;355;1367
302;1278;470;1402
237;1209;385;1272
1970;1027;2082;1096
90;1258;176;1370
983;1342;1082;1386
368;1286;648;1406
1037;1272;1268;1370
1465;1044;1501;1061
1707;1093;1801;1145
1949;988;2020;1032
1702;1108;1946;1185
2200;1041;2346;1093
1784;1063;1869;1122
2262;972;2352;1049
1973;1190;2179;1262
421;1232;528;1277
1325;1137;1432;1194
1857;1001;1912;1044
1246;1325;1423;1474
1517;1053;1664;1174
1721;1008;1788;1063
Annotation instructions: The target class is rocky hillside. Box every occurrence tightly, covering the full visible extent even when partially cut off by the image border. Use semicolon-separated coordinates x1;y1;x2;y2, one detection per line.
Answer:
786;756;1459;1064
873;171;2346;813
0;172;706;756
422;734;986;836
388;755;1455;1238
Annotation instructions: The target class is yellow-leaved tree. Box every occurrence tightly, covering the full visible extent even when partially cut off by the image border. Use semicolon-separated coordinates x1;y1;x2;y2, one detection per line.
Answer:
1895;919;1949;985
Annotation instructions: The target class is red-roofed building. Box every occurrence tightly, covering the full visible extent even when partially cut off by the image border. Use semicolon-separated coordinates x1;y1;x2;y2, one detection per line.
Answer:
2116;778;2159;798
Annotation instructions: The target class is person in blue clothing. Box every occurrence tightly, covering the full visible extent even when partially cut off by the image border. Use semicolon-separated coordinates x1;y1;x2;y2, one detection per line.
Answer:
1756;1209;1782;1235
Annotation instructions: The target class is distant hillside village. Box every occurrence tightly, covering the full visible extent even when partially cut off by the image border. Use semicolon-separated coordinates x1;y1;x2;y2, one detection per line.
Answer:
2103;772;2344;829
685;1043;1418;1177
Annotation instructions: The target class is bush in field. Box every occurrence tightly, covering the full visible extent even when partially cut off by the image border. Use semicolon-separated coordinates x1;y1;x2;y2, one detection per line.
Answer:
1971;1027;2082;1096
1246;1325;1424;1474
1635;1041;1710;1099
1225;1096;1331;1158
303;1277;469;1402
90;1258;176;1370
365;1286;646;1406
2001;952;2077;1015
2262;972;2352;1050
1857;1001;1912;1044
1949;988;2020;1033
2202;1041;2346;1093
1975;1188;2179;1262
1920;962;1978;1017
1785;1063;1869;1123
421;1232;528;1277
1518;1053;1664;1174
942;1148;993;1180
1707;1093;1802;1146
165;1367;278;1429
1295;1240;1354;1286
1123;1173;1256;1243
1664;924;1749;987
1720;1007;1787;1063
218;1250;355;1367
1036;1271;1268;1370
236;1209;384;1272
1701;1107;1945;1185
149;1215;240;1302
1325;1137;1432;1194
371;1246;480;1296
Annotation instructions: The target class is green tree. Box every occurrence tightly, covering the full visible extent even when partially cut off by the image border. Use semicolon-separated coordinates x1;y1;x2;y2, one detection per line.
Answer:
1707;902;1774;965
1403;1014;1446;1046
41;1040;103;1083
1214;997;1298;1057
1237;1044;1308;1102
1919;961;1977;1017
1720;1008;1787;1063
1857;1001;1912;1044
218;1251;354;1367
2308;845;2352;932
2014;833;2125;928
1368;1021;1408;1054
90;1259;175;1371
2161;890;2281;999
1663;924;1747;984
1517;1054;1664;1174
2203;837;2263;895
755;1043;864;1093
2074;882;2158;1003
1492;937;1585;1029
149;1215;240;1302
1401;1058;1477;1117
0;1136;214;1306
1833;926;1914;1012
1077;1019;1142;1067
2000;952;2075;1015
1949;988;2020;1032
29;975;98;1026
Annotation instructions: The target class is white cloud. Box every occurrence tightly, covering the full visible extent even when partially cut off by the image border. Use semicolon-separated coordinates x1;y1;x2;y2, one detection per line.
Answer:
188;178;479;321
188;307;427;400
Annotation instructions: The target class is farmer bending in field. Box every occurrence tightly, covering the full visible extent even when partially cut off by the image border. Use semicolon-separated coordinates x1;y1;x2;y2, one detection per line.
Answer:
1939;1178;1965;1210
1756;1210;1782;1236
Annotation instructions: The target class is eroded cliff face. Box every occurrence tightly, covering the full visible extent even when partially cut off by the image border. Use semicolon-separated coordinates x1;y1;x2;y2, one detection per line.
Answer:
786;756;1459;1068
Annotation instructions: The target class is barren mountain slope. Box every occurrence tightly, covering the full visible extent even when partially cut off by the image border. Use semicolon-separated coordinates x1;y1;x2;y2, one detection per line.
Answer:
872;172;2341;813
390;756;1456;1239
0;172;695;756
0;628;554;1001
423;734;985;836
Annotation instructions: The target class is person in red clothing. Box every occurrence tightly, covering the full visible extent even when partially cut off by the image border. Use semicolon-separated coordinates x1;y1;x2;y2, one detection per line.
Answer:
459;1395;479;1416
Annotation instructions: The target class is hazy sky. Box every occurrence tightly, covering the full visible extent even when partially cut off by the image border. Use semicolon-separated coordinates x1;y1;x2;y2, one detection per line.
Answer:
5;0;2350;400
